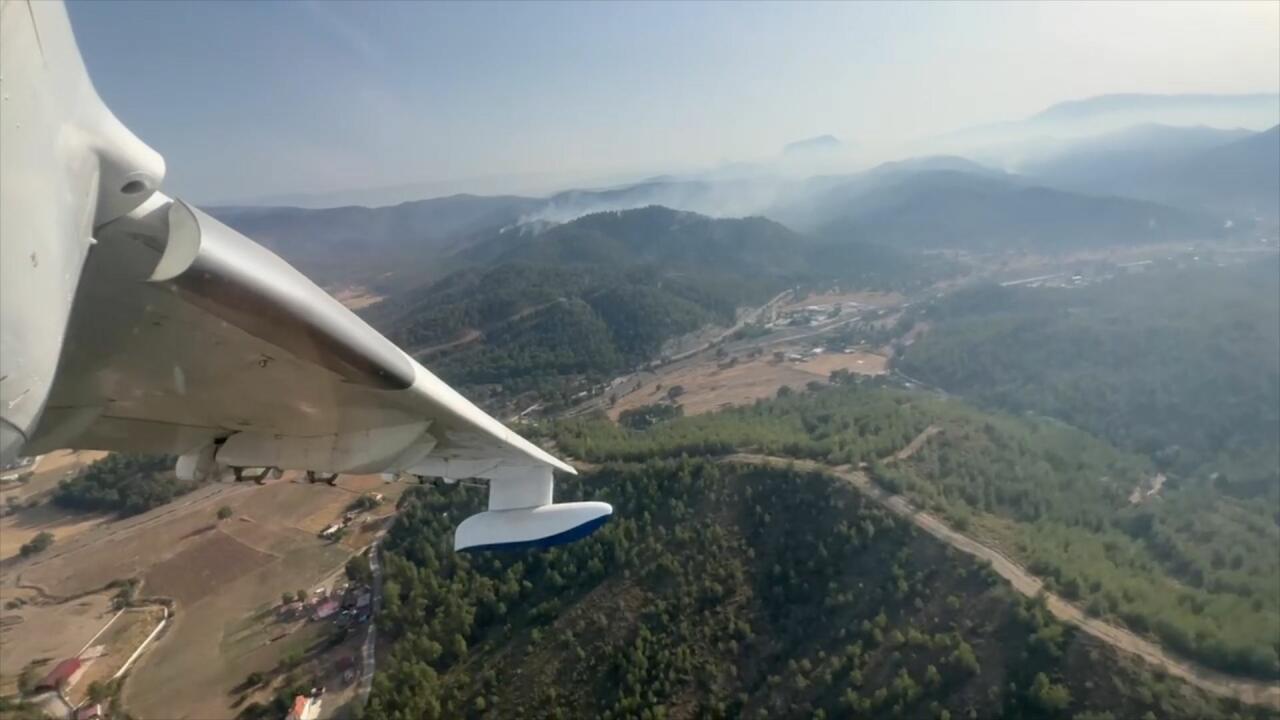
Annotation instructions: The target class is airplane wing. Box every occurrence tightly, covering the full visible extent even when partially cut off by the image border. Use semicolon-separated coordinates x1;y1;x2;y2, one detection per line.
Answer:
0;0;610;551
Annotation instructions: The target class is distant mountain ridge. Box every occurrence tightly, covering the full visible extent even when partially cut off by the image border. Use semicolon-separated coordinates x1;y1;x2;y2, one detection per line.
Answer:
1030;93;1280;126
1023;124;1280;221
465;205;810;276
810;168;1223;251
784;134;842;155
207;93;1277;296
210;194;541;287
929;92;1280;167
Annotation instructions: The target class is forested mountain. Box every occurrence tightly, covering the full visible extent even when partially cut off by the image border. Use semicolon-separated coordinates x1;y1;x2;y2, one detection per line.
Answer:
366;206;948;403
461;206;810;275
811;169;1224;251
1022;125;1280;222
366;259;761;401
362;436;1275;719
548;379;1280;681
1019;124;1253;192
1150;126;1280;221
898;260;1280;495
530;178;786;225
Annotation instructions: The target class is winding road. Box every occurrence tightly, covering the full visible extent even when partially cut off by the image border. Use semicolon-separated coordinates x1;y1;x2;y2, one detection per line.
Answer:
725;450;1280;710
356;541;382;705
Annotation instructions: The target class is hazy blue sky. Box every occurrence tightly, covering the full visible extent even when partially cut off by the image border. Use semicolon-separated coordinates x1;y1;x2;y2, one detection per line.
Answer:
68;1;1279;204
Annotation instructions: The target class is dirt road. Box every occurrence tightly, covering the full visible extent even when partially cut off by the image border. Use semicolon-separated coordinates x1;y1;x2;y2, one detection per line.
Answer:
887;424;941;463
725;452;1280;709
357;542;382;705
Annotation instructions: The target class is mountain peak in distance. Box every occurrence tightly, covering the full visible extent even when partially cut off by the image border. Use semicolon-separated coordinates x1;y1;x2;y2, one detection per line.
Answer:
784;135;842;156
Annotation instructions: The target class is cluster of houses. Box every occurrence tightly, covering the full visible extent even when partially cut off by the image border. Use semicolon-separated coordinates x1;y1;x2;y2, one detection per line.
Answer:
26;656;105;720
769;302;847;329
277;583;373;626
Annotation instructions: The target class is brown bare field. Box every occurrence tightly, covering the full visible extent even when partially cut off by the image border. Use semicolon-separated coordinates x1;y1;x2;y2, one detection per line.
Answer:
1;472;391;718
15;486;255;597
782;289;904;312
143;531;276;606
125;538;351;719
609;351;889;419
0;591;115;694
31;449;110;475
13;476;386;599
800;352;888;377
0;504;110;561
332;286;385;310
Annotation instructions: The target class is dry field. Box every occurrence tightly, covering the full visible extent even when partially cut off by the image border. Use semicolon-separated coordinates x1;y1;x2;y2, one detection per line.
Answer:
66;606;167;705
609;351;888;419
0;472;397;719
125;534;350;719
0;450;109;502
0;504;111;562
143;531;276;607
332;286;385;310
0;591;115;694
781;289;904;312
14;484;257;597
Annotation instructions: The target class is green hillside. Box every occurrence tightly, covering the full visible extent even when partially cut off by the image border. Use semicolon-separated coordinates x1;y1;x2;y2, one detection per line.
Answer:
897;260;1280;495
467;206;811;277
369;263;743;402
363;457;1274;720
549;380;1280;680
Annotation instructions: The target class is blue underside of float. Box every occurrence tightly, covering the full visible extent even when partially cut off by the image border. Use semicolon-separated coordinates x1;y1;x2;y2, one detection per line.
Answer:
462;513;612;552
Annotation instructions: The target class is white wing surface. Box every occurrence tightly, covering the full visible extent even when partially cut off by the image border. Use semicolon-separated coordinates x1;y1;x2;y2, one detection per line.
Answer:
0;0;610;550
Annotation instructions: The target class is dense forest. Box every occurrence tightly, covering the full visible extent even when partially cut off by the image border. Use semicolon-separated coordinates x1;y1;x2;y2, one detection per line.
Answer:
426;278;734;395
368;262;758;401
897;260;1280;495
886;261;1280;678
53;453;191;517
363;458;1272;720
545;380;1280;680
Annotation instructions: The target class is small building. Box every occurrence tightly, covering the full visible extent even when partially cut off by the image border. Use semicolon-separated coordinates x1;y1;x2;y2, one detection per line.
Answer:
286;695;311;720
75;704;103;720
355;591;372;610
312;599;340;621
36;658;82;692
